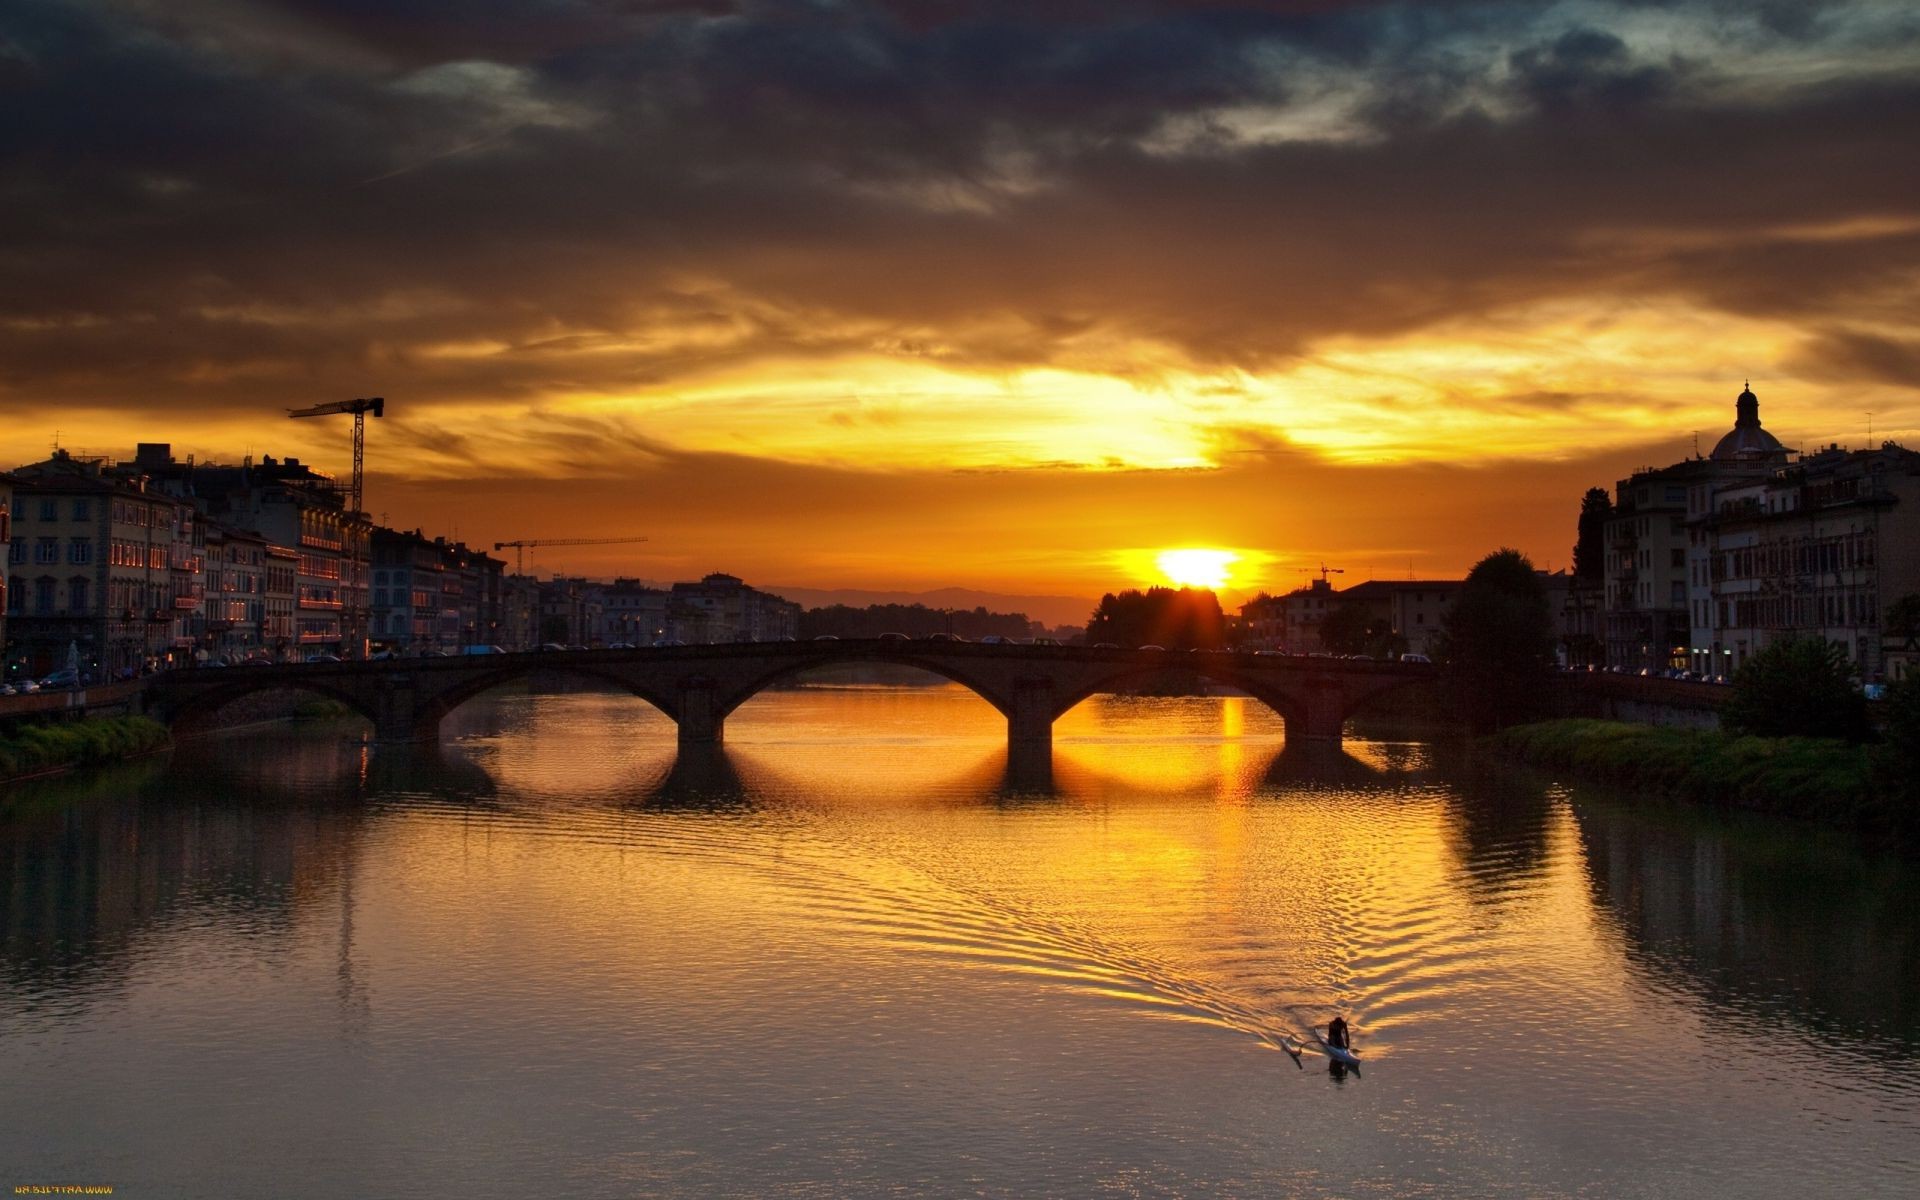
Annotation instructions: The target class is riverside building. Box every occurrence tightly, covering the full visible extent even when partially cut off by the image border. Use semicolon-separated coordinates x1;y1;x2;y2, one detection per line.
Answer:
5;450;198;676
1595;385;1918;679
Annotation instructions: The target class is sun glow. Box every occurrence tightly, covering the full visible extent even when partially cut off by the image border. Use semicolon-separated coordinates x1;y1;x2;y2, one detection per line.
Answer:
1156;548;1238;590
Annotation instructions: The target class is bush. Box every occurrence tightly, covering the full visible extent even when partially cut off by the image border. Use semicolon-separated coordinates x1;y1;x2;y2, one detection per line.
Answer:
0;716;171;782
1490;719;1878;825
1721;637;1869;742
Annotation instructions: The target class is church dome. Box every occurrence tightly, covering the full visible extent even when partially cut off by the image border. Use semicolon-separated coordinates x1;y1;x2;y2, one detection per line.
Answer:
1710;384;1785;460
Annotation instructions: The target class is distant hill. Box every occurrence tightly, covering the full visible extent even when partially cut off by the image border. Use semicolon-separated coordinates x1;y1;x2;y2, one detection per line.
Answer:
761;585;1095;629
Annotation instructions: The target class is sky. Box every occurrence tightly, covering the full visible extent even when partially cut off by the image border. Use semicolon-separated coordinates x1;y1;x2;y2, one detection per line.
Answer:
3;0;1917;606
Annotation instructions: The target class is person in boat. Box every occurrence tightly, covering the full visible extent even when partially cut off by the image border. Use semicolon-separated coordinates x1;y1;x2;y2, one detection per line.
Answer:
1327;1016;1350;1050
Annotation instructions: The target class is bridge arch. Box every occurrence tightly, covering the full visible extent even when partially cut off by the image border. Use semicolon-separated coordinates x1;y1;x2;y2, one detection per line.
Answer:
411;662;682;737
1044;658;1313;733
162;677;381;738
710;651;1018;722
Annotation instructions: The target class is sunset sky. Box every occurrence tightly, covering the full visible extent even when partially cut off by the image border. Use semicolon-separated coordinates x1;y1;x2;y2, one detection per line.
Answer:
4;1;1917;610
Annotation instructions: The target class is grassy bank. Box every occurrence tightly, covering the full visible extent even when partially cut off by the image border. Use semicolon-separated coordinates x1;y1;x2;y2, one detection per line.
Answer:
0;715;172;783
1488;719;1907;833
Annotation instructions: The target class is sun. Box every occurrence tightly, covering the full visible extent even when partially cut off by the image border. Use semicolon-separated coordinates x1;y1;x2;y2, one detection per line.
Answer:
1156;548;1238;590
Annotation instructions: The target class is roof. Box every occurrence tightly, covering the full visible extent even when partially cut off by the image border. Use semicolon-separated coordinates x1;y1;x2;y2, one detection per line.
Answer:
1339;579;1463;599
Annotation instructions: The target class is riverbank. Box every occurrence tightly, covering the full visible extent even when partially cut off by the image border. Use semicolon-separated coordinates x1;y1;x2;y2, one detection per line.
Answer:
0;715;172;785
1489;719;1910;838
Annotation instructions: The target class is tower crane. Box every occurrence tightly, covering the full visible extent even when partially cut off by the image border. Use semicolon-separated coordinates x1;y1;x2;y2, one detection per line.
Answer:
1297;563;1345;586
289;396;384;655
492;536;649;575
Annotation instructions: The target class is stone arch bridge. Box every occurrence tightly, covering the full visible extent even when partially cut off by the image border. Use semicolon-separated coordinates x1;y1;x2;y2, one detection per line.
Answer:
143;641;1435;754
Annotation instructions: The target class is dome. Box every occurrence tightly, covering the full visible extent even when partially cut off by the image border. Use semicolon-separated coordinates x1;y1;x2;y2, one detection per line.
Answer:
1710;383;1785;461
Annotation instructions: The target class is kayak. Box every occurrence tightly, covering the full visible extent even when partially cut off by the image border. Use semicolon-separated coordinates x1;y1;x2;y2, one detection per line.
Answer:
1323;1039;1361;1067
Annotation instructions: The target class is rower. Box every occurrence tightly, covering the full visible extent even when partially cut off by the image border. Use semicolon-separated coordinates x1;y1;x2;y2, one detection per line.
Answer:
1327;1016;1350;1050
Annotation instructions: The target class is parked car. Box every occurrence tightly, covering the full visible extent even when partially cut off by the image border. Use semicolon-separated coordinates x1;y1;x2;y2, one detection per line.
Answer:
1400;653;1432;664
460;645;506;656
1093;642;1120;649
0;683;15;696
39;668;81;689
878;632;911;643
812;635;839;642
305;653;342;663
924;632;966;642
14;679;40;693
977;635;1011;645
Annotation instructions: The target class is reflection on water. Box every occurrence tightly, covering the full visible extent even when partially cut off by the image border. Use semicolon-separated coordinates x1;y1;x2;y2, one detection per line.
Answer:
2;683;1917;1198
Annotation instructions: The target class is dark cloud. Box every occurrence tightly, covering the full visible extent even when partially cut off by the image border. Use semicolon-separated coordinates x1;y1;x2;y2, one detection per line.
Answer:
0;0;1916;420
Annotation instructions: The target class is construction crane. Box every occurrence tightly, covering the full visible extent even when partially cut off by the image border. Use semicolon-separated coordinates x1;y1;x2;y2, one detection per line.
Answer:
1298;563;1345;586
492;536;649;576
289;396;384;655
288;397;384;518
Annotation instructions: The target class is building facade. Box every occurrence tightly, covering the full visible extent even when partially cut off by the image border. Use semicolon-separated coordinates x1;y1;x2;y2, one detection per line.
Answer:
1593;385;1917;681
0;474;10;671
1691;442;1920;679
201;523;270;662
666;574;800;644
6;451;195;677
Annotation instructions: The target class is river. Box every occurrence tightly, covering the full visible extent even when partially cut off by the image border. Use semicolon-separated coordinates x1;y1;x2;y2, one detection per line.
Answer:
3;683;1917;1197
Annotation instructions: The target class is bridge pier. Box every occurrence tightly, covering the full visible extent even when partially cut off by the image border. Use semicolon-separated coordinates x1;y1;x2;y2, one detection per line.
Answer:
1006;677;1056;753
1292;700;1347;744
372;682;429;743
677;676;725;745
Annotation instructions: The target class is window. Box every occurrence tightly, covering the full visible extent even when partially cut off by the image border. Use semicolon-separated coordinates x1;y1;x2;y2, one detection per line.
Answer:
35;576;55;613
72;498;90;521
7;541;22;565
39;499;56;521
1670;548;1685;568
35;537;58;564
69;578;88;614
69;538;91;565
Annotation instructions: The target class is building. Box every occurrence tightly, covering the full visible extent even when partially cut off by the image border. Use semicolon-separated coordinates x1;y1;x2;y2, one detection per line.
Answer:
6;450;195;677
500;574;540;652
1693;441;1920;679
201;522;271;661
0;473;11;672
1601;388;1792;672
369;529;508;653
127;446;365;657
1238;577;1338;652
263;543;298;660
589;578;672;645
1334;579;1463;658
666;574;800;644
1592;384;1919;679
537;577;605;647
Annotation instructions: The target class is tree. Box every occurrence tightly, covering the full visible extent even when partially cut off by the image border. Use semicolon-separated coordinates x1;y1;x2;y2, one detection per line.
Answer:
1880;675;1920;808
1721;637;1869;741
1084;588;1225;649
1435;548;1555;731
1321;602;1405;659
1572;487;1612;582
1887;594;1920;651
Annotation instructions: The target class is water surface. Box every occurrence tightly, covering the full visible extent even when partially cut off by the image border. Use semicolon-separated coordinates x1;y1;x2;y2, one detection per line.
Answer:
3;684;1916;1197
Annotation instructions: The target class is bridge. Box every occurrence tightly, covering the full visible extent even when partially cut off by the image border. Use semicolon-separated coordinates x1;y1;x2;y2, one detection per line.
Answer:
142;641;1435;755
